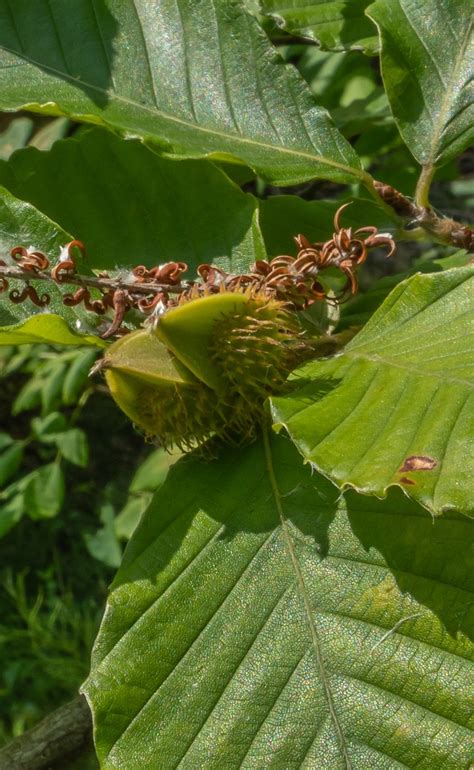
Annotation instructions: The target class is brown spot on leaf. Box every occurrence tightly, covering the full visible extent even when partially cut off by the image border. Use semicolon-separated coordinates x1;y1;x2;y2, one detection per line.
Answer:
399;476;416;485
399;455;437;472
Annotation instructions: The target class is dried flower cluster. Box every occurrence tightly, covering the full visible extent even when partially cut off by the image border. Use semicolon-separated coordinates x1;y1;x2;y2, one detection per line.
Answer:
0;204;395;339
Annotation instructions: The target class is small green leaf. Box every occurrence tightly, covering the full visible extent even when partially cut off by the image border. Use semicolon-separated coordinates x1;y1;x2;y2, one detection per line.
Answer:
0;443;23;487
61;348;98;406
12;376;42;415
40;361;68;415
31;412;68;440
114;498;148;542
272;267;474;516
84;504;122;569
24;463;65;519
0;432;14;451
0;494;24;537
260;0;379;54
129;448;183;494
54;429;89;468
0;315;106;347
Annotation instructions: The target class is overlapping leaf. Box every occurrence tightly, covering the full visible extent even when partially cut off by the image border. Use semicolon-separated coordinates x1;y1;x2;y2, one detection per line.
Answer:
0;128;264;272
260;0;379;54
0;0;366;186
368;0;474;183
0;186;94;330
84;434;474;769
272;267;474;516
0;315;105;347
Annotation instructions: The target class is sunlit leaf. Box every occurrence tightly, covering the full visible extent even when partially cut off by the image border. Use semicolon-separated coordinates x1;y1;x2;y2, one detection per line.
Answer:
0;0;367;186
367;0;474;200
272;267;474;516
0;315;105;347
84;435;474;769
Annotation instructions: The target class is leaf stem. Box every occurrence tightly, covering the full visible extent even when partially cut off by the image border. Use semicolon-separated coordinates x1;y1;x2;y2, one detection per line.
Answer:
415;165;435;208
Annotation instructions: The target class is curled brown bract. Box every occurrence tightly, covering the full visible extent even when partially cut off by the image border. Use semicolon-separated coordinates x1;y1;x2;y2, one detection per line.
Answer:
10;284;50;307
0;208;396;337
11;246;50;272
51;240;85;282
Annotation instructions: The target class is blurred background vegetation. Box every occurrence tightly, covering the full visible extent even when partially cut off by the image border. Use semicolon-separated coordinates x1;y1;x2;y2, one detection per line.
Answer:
0;34;471;767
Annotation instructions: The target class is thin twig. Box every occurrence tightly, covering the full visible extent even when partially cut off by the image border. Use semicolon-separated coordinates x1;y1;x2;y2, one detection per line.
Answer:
0;264;190;295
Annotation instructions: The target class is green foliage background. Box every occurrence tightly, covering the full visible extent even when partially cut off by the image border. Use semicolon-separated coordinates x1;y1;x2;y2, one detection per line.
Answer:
0;1;472;768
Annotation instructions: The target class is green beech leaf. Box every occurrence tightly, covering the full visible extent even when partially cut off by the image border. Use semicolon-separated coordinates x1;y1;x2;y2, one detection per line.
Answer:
260;0;379;54
84;435;474;769
0;129;265;272
338;250;472;332
31;412;68;440
40;360;68;415
54;429;89;468
367;0;474;190
24;462;65;519
0;442;23;487
0;432;14;451
84;504;122;569
0;186;101;332
0;494;24;537
0;315;105;347
272;267;474;516
61;348;100;405
0;185;72;264
0;1;367;186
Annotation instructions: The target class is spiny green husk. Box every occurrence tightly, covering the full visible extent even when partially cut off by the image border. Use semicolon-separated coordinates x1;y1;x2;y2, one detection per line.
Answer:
104;292;307;449
210;296;305;400
103;331;225;450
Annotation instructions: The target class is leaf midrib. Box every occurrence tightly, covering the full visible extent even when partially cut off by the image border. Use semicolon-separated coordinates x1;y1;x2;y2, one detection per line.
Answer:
423;12;473;167
0;42;368;180
262;425;352;769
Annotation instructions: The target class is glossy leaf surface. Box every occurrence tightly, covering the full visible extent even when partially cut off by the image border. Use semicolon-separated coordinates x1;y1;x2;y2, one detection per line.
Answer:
272;267;474;516
84;435;474;769
0;186;98;331
368;0;474;173
0;314;105;347
260;0;379;54
0;0;366;186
